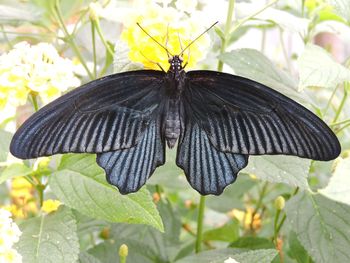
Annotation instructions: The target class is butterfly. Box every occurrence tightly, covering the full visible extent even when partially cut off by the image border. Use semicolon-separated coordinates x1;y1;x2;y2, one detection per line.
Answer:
10;22;341;195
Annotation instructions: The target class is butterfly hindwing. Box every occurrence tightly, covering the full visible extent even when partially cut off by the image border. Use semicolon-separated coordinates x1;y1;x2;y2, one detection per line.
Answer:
10;70;165;159
185;70;340;161
97;117;165;194
176;119;248;195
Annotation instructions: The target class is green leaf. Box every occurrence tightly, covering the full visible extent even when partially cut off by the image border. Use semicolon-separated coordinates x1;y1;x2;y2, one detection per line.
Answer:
176;248;278;263
206;175;256;212
287;231;311;263
285;191;350;263
0;163;32;185
230;237;275;250
73;210;108;235
219;49;311;104
0;129;12;162
51;154;163;231
88;241;123;263
318;157;350;205
298;44;350;90
79;252;101;263
244;156;311;189
148;149;188;190
329;0;350;23
15;206;79;263
236;3;309;33
203;220;239;242
0;2;40;24
89;199;181;263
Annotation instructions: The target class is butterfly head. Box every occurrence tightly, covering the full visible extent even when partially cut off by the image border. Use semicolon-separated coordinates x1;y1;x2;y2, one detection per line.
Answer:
168;55;184;72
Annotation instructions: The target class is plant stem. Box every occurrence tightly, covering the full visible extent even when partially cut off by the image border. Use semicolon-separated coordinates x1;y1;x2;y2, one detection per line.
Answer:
330;119;350;126
37;184;44;208
54;0;94;80
217;0;278;71
324;85;339;117
273;209;281;242
336;123;350;134
30;93;39;112
231;0;278;33
279;28;291;72
217;0;235;71
94;20;114;57
0;25;13;49
91;21;97;79
250;181;268;231
275;187;299;235
333;83;348;123
195;195;206;253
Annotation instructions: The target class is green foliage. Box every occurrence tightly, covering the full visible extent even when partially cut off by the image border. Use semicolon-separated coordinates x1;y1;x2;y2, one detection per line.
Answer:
230;237;275;250
218;48;309;104
15;206;80;263
298;44;350;90
0;163;32;184
285;191;350;262
244;156;311;190
318;157;350;204
177;248;278;263
50;154;164;231
0;129;12;162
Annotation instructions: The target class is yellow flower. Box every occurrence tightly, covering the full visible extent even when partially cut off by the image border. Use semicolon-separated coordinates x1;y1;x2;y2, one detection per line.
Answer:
9;177;37;218
120;1;210;70
41;199;61;213
1;205;25;220
33;157;50;171
0;42;81;113
228;207;262;231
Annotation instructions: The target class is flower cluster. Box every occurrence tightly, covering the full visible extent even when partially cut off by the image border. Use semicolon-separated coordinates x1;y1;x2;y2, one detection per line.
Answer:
0;42;80;113
7;177;37;219
120;0;210;70
0;209;22;263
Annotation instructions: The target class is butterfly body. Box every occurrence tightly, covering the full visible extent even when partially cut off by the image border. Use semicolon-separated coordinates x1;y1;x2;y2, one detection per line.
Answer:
163;55;186;148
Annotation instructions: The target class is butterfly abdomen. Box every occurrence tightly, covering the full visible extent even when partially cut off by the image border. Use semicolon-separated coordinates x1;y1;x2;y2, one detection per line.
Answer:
164;98;182;148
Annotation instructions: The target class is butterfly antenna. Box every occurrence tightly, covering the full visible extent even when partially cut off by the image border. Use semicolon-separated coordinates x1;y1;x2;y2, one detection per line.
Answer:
179;21;218;57
165;23;170;58
137;22;173;57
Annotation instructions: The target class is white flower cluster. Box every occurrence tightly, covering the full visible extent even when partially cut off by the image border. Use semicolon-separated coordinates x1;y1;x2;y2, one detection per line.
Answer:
0;42;81;110
224;257;240;263
0;209;22;263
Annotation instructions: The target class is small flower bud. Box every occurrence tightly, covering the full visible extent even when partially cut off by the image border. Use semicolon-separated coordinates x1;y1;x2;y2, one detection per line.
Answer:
89;2;100;21
274;196;285;210
153;193;160;203
119;244;128;258
99;227;110;240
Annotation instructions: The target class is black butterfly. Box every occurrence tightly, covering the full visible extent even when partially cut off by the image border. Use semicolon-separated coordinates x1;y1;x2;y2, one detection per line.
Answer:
10;23;341;195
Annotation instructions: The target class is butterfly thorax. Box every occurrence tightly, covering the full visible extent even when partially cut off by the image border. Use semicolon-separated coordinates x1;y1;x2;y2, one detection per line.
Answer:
163;55;186;148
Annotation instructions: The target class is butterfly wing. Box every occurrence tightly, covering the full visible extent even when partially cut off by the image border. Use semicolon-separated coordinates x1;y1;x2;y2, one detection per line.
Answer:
10;70;166;159
97;116;165;194
176;116;248;195
184;70;340;161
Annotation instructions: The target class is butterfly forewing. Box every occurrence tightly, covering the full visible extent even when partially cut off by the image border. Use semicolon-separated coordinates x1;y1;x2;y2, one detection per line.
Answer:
10;70;166;159
185;70;341;161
